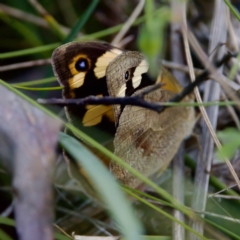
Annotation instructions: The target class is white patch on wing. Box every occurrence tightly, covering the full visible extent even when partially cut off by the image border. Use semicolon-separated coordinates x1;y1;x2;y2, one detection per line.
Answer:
69;72;86;89
117;59;149;97
132;59;149;88
94;49;123;79
117;84;127;97
83;104;113;126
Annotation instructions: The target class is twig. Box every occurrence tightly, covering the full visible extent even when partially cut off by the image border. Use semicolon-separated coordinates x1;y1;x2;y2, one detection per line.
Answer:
38;83;167;113
162;60;203;75
163;59;240;91
41;76;237;109
169;52;237;103
38;98;240;108
188;31;239;104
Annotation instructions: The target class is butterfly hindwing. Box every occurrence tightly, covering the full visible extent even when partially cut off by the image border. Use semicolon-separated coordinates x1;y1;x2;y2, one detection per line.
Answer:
111;88;195;188
106;51;195;188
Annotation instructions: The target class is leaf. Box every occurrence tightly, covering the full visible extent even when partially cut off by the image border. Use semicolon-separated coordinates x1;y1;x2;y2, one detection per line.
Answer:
217;128;240;159
138;3;170;78
59;132;143;240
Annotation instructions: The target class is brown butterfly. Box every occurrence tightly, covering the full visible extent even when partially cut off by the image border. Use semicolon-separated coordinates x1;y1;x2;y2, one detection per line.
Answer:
52;41;195;194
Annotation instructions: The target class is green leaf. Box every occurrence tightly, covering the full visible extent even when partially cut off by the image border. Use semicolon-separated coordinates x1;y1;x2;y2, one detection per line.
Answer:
63;0;99;43
58;132;143;240
54;232;72;240
138;4;170;78
217;128;240;159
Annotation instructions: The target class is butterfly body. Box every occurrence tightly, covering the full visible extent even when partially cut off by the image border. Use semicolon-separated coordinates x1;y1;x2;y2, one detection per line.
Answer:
52;41;195;194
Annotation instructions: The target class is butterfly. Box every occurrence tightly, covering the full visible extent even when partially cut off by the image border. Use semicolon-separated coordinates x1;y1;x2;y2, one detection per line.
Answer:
52;41;195;193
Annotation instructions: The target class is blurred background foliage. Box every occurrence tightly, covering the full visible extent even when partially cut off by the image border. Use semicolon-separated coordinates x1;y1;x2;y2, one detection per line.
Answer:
1;0;240;240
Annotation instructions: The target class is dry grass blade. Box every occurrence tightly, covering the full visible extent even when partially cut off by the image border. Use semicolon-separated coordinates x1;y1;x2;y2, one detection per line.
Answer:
208;193;240;200
180;2;207;239
28;0;65;40
73;236;119;240
170;1;187;239
226;6;239;52
220;75;240;91
0;3;71;34
187;2;230;239
0;59;51;72
111;0;145;46
161;60;203;76
172;146;185;240
187;21;240;191
221;91;240;129
187;33;240;104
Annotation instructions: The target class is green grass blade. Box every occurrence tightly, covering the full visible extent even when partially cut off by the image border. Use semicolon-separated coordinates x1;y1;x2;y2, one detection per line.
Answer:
0;6;165;59
43;15;66;40
124;189;208;240
204;218;240;239
63;0;99;43
0;43;59;59
59;132;143;240
0;216;15;226
0;229;13;240
0;12;43;46
12;85;62;91
224;0;240;21
11;77;57;87
54;232;72;240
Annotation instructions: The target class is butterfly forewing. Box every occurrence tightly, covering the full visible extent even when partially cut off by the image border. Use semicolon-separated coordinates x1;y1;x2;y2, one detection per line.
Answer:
52;41;123;136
